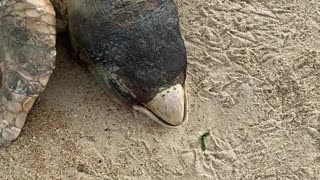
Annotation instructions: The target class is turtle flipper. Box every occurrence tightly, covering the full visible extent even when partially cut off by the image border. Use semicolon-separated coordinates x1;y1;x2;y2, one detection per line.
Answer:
0;0;56;147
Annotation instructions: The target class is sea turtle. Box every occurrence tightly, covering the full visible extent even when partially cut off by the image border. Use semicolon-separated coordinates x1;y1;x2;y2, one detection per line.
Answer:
0;0;187;147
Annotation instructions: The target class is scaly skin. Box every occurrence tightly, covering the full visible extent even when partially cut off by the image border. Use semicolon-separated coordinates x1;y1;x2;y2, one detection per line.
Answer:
0;0;56;147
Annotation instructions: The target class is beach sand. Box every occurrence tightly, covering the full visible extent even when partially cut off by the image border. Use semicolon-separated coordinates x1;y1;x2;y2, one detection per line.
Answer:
1;0;320;179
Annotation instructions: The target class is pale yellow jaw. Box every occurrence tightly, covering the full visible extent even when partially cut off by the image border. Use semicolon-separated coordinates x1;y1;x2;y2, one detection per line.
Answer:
133;84;187;127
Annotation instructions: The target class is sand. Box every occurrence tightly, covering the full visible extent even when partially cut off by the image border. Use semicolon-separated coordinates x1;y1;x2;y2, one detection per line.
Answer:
1;0;320;179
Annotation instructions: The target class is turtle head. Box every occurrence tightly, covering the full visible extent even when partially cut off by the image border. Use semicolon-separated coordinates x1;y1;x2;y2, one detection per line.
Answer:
102;42;188;127
96;1;188;126
67;0;188;126
86;43;187;127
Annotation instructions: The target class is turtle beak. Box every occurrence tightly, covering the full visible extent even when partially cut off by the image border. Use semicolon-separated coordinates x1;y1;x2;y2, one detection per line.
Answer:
133;84;187;127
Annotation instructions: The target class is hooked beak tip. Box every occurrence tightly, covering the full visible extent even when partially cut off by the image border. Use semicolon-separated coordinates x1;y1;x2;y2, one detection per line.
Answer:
137;84;187;126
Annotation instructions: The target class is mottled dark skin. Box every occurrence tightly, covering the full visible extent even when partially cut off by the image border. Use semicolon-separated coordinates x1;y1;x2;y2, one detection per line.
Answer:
67;0;187;106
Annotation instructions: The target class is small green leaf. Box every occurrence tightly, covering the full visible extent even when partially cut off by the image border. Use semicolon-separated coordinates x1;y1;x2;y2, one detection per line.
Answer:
200;132;210;151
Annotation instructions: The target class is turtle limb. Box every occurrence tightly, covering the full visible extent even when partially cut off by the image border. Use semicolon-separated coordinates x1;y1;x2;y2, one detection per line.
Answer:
0;0;56;147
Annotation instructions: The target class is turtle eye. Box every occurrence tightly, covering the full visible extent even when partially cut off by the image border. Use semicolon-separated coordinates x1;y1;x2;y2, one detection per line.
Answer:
108;77;136;104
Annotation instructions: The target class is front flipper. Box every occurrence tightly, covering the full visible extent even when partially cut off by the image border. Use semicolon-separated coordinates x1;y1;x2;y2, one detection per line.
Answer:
0;0;56;147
